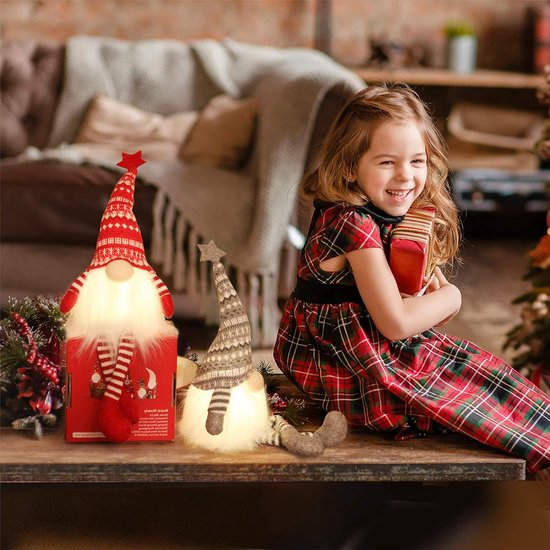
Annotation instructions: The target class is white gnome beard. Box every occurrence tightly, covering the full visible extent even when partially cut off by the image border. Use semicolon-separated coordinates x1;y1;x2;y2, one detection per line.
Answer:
179;383;271;453
65;266;177;351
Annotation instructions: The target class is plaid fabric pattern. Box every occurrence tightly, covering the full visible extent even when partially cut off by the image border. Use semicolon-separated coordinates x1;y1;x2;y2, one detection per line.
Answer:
275;204;550;473
298;205;384;284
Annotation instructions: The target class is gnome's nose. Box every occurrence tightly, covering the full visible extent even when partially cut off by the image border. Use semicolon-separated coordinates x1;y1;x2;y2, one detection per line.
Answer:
106;260;134;282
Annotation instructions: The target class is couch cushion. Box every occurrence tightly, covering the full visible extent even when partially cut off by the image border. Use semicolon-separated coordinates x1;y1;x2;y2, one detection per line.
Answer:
0;161;155;245
180;94;257;169
0;42;64;158
74;95;199;161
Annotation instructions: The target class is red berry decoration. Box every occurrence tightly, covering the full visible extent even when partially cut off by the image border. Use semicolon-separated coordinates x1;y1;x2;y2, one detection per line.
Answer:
10;311;63;415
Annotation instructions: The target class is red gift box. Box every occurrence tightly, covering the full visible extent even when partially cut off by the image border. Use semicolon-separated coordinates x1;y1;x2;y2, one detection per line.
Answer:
389;207;436;296
64;336;177;443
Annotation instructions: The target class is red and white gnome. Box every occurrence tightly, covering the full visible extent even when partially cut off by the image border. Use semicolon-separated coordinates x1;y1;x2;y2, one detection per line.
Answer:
62;152;178;442
179;241;348;454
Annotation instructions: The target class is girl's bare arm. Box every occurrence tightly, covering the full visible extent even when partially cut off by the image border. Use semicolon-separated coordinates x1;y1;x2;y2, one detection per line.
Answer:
346;248;461;341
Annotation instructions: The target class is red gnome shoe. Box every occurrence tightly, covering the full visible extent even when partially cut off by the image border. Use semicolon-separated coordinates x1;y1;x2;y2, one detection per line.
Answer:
98;398;132;443
96;335;140;442
120;389;141;424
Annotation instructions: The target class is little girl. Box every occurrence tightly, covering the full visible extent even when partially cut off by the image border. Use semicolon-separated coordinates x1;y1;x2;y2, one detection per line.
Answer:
273;84;549;473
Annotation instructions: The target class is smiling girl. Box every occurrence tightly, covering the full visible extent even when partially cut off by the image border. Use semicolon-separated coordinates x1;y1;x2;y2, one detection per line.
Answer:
274;84;549;473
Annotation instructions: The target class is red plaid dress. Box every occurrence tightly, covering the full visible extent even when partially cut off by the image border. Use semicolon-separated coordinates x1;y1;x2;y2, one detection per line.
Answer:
274;204;550;473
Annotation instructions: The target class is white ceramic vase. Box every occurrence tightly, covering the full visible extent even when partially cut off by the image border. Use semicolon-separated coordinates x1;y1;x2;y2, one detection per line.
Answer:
447;35;477;73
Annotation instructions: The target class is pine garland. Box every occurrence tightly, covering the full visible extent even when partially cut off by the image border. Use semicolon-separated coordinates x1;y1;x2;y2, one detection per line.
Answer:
0;296;66;438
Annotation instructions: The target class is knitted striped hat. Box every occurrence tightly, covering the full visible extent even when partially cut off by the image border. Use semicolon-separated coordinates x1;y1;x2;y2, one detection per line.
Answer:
89;151;148;270
59;152;174;318
192;240;254;435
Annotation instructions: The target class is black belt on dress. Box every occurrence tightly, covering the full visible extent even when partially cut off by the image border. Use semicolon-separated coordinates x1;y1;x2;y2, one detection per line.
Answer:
293;277;363;304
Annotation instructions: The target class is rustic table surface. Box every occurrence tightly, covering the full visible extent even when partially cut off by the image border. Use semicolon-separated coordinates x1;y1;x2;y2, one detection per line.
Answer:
1;424;525;483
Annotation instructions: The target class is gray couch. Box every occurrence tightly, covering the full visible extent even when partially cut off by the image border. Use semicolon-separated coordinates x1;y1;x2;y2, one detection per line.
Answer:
0;37;363;346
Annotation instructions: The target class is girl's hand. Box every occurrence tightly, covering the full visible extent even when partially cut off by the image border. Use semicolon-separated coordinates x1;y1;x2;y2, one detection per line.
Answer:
403;268;449;298
424;267;448;293
425;267;460;326
422;273;439;294
347;248;462;341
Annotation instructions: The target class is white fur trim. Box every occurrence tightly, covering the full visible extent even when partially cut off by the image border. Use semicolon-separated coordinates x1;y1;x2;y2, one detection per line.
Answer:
65;267;178;350
179;382;271;453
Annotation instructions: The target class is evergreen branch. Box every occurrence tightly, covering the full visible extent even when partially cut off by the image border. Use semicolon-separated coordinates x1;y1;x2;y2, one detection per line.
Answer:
511;289;550;305
279;398;308;428
0;329;29;373
256;361;281;394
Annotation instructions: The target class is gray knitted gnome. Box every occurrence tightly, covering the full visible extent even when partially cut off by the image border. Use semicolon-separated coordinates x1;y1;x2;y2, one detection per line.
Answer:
179;240;271;452
191;240;254;435
178;240;348;454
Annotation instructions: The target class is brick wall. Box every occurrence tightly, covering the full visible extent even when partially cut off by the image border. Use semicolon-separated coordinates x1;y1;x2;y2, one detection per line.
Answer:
1;0;546;71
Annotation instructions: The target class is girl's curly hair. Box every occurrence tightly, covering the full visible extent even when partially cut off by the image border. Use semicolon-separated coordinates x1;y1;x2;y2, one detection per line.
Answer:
302;83;460;268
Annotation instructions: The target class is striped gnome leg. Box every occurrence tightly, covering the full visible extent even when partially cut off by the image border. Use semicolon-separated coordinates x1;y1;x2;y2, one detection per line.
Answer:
98;335;138;442
95;337;116;391
96;336;140;423
206;388;232;435
261;415;324;456
260;412;348;456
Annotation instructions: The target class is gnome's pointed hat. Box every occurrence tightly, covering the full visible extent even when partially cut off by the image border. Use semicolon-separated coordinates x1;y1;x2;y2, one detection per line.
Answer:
90;151;148;271
60;152;174;318
192;240;254;435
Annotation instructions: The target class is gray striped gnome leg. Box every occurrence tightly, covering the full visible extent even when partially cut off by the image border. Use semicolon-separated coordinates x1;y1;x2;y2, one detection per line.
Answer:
98;335;138;442
259;415;324;456
206;388;232;435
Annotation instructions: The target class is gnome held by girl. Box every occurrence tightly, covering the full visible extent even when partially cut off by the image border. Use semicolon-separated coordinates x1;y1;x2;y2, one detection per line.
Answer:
62;152;178;443
179;240;348;455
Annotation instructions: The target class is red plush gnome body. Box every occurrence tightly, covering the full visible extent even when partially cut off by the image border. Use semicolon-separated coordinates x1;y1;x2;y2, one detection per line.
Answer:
62;152;177;442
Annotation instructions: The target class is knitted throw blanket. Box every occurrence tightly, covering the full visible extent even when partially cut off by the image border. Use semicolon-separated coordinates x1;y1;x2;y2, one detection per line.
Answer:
45;36;364;345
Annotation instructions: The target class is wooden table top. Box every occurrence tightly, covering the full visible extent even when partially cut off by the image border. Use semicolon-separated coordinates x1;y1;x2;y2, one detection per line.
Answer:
1;426;525;483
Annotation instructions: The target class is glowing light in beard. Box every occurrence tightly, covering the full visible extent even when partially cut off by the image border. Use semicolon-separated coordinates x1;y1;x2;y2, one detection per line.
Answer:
65;267;177;350
179;383;270;453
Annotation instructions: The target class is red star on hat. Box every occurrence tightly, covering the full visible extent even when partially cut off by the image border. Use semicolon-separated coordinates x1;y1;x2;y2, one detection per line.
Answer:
117;151;146;173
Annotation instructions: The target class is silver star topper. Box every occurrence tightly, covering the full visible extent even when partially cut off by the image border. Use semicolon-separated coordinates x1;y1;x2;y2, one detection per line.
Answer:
198;240;226;263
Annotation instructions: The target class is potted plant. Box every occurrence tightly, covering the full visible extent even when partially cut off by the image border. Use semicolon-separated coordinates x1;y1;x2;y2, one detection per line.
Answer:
445;21;477;73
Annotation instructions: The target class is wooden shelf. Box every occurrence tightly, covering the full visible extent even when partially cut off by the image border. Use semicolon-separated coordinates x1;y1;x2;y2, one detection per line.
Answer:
0;378;527;484
351;67;545;89
0;426;525;483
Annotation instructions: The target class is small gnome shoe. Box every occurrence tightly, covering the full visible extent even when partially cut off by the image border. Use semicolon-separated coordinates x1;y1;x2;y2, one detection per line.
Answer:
98;398;132;443
280;425;325;456
119;390;141;424
206;411;225;436
314;411;348;448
